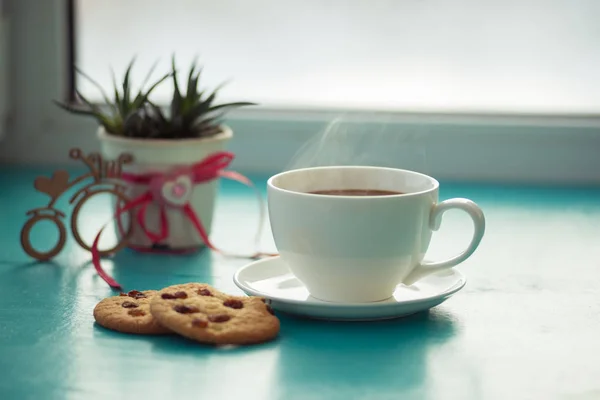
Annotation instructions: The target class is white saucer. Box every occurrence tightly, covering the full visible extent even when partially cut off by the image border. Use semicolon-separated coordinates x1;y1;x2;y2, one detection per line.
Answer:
233;256;467;321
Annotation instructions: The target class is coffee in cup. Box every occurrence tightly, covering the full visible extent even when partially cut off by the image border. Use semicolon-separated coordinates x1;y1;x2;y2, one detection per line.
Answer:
267;166;485;303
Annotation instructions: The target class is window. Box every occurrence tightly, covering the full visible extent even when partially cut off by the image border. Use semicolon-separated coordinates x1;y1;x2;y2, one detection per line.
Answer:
77;0;600;115
1;0;599;184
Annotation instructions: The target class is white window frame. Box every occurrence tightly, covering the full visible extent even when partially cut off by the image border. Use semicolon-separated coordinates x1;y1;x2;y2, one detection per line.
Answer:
1;0;600;185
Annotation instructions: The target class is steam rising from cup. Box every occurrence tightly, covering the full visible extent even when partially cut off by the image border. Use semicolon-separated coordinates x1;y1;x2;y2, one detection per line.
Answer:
284;116;429;173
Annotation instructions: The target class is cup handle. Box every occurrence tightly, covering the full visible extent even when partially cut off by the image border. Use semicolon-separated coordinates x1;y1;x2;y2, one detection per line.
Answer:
403;198;486;286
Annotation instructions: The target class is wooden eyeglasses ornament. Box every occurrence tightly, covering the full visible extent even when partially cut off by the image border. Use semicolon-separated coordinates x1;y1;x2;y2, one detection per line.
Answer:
20;148;134;260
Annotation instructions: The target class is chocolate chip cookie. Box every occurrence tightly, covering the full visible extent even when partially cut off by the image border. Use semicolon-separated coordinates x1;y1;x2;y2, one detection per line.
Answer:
149;283;279;345
93;290;171;335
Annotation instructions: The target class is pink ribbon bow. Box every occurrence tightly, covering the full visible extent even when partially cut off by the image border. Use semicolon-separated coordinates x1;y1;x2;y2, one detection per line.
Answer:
91;151;275;290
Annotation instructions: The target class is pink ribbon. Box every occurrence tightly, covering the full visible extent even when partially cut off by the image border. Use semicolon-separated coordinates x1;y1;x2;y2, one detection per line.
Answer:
91;151;275;290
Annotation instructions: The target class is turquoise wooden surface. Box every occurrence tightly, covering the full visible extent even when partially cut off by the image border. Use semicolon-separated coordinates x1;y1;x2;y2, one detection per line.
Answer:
1;167;600;400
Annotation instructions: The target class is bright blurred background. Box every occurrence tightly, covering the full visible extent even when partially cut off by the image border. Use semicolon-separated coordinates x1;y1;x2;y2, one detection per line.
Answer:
77;0;600;115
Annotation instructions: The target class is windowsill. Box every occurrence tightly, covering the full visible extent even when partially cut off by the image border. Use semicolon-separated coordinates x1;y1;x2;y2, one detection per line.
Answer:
2;107;600;186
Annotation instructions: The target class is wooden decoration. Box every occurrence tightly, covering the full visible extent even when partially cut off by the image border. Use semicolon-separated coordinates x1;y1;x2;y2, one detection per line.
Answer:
20;148;134;260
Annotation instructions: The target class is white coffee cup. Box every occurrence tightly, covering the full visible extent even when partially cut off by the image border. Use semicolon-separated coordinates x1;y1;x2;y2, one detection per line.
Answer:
267;166;485;303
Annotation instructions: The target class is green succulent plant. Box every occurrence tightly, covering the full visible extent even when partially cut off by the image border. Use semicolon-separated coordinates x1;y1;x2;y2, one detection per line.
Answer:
55;58;171;136
55;56;256;139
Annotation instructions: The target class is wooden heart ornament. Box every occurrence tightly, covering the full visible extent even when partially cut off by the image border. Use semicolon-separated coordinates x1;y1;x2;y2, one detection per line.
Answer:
33;170;70;199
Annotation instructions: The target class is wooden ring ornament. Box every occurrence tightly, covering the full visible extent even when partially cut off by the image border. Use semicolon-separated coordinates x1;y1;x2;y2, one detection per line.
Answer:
70;188;133;255
20;212;67;260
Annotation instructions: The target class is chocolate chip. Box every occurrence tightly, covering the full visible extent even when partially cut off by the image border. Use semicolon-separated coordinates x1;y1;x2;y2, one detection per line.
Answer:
119;292;128;297
127;290;146;299
223;299;244;309
266;305;275;315
121;301;139;308
191;318;208;328
208;314;231;323
173;305;199;314
128;309;146;317
260;298;266;303
162;291;188;300
197;288;212;296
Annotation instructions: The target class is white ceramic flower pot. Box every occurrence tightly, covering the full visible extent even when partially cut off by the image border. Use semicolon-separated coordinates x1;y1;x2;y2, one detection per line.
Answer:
97;126;233;250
